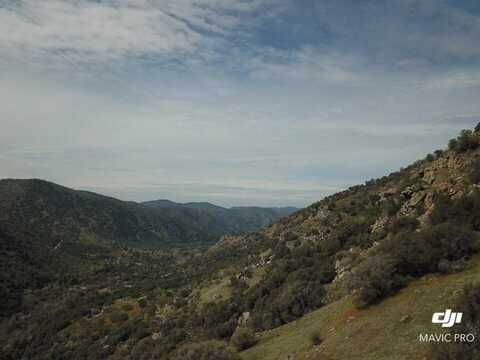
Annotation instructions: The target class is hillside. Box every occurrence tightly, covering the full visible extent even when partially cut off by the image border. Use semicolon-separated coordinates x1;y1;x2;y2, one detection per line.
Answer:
0;179;295;322
0;179;296;249
2;126;480;359
143;199;297;235
241;255;480;360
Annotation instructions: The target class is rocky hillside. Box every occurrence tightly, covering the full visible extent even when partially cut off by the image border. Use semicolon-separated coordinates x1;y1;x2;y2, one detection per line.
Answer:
211;126;480;274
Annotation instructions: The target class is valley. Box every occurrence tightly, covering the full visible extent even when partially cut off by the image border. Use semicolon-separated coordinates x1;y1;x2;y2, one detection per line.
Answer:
2;126;480;359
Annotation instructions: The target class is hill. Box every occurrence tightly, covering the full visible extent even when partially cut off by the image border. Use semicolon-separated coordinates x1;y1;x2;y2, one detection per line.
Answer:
0;179;296;249
0;179;296;320
241;254;480;360
143;199;298;235
2;125;480;359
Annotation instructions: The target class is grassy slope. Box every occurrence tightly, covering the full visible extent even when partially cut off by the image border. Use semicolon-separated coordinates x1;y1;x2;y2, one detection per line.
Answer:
242;255;480;360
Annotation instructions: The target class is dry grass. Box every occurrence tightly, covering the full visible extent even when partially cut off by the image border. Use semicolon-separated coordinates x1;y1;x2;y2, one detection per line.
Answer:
241;255;480;360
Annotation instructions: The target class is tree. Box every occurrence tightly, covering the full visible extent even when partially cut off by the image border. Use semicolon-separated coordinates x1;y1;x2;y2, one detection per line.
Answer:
469;160;480;184
230;327;257;351
475;122;480;133
173;341;241;360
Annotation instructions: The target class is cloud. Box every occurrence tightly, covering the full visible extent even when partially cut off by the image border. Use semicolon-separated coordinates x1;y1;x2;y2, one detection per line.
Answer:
423;71;480;91
246;47;368;84
2;0;480;207
0;0;275;66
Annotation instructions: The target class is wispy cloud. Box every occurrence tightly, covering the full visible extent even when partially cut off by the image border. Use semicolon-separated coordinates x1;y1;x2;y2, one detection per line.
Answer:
0;0;277;66
2;0;480;207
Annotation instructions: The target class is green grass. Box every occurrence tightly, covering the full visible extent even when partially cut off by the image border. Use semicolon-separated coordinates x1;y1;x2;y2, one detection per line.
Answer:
241;255;480;360
199;268;265;305
199;278;232;304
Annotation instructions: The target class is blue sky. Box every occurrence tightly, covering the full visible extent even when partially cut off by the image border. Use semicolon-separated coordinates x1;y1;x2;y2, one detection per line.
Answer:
1;0;480;207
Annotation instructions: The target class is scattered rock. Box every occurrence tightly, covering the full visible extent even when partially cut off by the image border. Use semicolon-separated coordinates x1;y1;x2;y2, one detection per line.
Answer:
400;315;412;323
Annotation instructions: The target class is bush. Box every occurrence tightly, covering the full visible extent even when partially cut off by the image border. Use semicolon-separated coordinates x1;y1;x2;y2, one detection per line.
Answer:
469;160;480;184
230;327;257;351
173;341;241;360
475;122;480;133
434;149;443;158
449;129;479;153
448;138;458;150
350;255;405;308
309;330;322;346
386;216;419;234
110;311;128;323
351;223;477;308
430;191;480;230
386;223;477;276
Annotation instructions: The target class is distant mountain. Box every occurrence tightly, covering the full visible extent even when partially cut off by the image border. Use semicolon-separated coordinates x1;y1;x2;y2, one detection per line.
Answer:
0;179;297;250
0;178;296;318
142;199;298;234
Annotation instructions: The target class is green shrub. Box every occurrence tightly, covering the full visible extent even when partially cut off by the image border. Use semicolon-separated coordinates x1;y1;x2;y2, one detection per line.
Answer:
386;216;419;234
469;160;480;184
173;340;241;360
110;311;128;323
351;223;477;308
386;223;476;276
434;149;443;158
449;129;480;153
448;138;458;150
475;122;480;133
350;256;405;308
138;298;148;308
230;327;257;351
430;191;480;230
122;304;133;311
309;330;322;346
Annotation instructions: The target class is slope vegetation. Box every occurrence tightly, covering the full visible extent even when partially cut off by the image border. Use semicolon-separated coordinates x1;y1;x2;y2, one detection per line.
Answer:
242;255;480;360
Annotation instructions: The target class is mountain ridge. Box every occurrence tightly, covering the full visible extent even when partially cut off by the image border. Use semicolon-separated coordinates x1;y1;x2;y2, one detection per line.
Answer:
0;178;297;249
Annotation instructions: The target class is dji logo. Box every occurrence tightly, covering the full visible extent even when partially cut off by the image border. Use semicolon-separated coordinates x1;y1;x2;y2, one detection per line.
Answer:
432;309;463;328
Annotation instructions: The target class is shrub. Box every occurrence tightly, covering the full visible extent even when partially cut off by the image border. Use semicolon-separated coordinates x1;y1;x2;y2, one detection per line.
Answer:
437;259;467;274
230;327;257;351
351;223;477;308
386;216;419;234
350;256;405;308
475;122;480;133
425;153;435;162
122;304;133;311
386;223;477;276
449;129;479;153
309;330;322;346
430;191;480;230
469;160;480;184
448;138;458;150
434;149;443;158
173;341;241;360
110;311;128;323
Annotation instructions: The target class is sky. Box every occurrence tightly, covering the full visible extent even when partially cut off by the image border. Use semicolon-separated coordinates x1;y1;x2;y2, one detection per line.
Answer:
1;0;480;207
